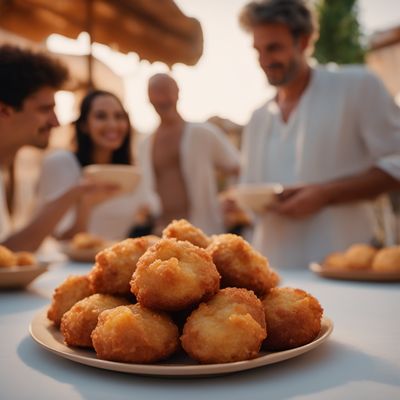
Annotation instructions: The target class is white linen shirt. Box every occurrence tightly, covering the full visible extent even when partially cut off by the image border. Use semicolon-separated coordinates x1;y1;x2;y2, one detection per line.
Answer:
138;122;240;235
240;65;400;269
37;150;160;240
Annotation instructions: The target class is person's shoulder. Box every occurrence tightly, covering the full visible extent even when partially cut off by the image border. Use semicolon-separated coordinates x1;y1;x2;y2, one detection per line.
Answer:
186;121;225;137
316;64;380;87
246;99;272;126
43;148;77;166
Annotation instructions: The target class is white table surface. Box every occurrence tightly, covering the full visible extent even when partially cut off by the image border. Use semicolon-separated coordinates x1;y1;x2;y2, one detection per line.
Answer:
0;260;399;400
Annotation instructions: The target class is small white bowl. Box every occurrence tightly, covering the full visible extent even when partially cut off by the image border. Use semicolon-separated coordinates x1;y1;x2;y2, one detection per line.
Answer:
233;183;283;213
82;164;141;194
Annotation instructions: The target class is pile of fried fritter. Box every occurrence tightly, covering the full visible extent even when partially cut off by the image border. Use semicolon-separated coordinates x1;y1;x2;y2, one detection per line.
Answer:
48;219;323;364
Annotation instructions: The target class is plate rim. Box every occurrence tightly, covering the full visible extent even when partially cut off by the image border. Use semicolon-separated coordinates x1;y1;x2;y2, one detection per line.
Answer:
309;262;400;282
0;262;48;288
29;308;333;377
58;240;113;263
0;262;48;273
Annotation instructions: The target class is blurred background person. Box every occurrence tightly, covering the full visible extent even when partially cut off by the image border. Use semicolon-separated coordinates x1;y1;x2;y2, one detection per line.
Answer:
37;90;160;241
238;0;400;268
139;73;240;235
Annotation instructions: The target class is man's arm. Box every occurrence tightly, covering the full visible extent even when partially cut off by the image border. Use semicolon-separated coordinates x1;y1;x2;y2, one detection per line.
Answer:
272;167;400;218
2;186;83;251
2;180;120;251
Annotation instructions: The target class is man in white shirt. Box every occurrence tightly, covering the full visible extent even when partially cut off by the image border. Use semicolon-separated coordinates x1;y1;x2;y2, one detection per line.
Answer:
0;45;117;251
238;0;400;268
140;73;240;235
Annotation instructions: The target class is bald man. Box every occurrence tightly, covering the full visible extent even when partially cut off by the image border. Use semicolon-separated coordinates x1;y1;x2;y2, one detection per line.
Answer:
138;73;240;235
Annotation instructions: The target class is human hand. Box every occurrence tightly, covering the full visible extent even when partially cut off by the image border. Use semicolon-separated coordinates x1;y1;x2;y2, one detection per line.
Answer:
77;178;121;209
270;184;329;218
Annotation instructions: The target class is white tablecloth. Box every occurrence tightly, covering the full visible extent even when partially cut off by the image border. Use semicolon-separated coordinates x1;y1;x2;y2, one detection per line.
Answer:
0;261;399;400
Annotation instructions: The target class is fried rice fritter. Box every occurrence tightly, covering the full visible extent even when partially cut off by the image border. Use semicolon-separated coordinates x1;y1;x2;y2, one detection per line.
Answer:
181;288;266;364
0;245;17;268
89;237;159;296
60;293;129;348
71;232;105;250
92;304;179;363
207;234;278;296
162;219;210;248
372;246;400;272
47;275;94;326
344;244;377;270
262;287;323;351
131;238;220;312
15;251;36;266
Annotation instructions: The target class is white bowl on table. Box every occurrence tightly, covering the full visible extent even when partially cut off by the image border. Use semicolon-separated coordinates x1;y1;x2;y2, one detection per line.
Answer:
233;183;284;213
82;164;141;195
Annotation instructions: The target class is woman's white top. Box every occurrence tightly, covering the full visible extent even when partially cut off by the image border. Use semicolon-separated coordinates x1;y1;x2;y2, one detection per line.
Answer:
37;149;160;240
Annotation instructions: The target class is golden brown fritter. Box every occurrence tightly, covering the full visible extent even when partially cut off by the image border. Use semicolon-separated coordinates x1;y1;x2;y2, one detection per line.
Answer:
60;294;129;348
207;234;278;297
15;251;36;266
262;287;323;351
72;232;106;250
89;237;157;296
47;275;94;327
0;245;17;268
372;246;400;272
323;252;349;269
181;288;266;364
92;304;179;363
345;244;377;270
162;219;210;248
131;238;220;312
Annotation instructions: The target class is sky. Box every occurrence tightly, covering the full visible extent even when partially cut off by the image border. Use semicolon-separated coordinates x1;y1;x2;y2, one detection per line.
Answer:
49;0;400;134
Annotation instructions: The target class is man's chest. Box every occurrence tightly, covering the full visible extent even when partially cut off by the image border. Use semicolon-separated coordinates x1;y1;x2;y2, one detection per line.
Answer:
152;131;183;171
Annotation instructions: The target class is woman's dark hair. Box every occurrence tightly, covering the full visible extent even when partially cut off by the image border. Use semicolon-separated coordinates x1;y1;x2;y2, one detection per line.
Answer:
74;90;132;167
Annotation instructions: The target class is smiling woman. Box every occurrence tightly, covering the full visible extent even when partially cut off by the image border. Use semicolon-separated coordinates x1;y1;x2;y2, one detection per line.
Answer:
36;90;160;241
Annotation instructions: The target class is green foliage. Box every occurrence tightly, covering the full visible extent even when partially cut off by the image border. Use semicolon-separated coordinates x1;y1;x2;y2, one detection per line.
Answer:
314;0;365;64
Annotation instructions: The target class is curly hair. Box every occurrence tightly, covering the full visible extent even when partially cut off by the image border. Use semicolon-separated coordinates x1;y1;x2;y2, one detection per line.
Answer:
239;0;318;39
0;45;69;110
74;90;133;167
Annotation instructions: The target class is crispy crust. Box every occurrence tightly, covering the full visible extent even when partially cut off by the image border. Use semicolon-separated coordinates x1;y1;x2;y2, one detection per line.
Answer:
89;237;157;295
262;287;323;351
207;234;278;296
162;219;210;248
47;275;94;326
60;294;129;348
92;304;179;363
131;238;220;312
181;288;267;363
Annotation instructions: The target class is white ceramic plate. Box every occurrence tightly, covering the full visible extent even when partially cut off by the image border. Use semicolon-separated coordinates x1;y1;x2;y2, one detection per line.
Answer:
309;262;400;282
0;263;48;289
233;183;284;213
58;241;113;263
82;164;141;194
29;309;333;377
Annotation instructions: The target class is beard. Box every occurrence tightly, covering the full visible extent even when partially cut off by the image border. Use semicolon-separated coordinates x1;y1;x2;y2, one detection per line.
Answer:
33;126;52;149
263;58;300;87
